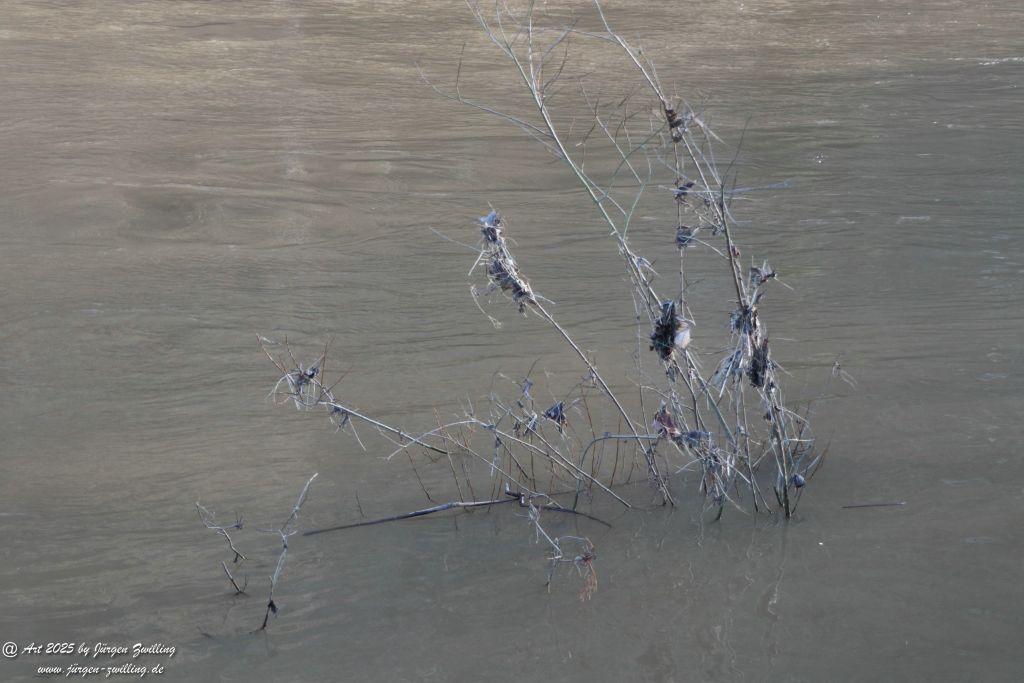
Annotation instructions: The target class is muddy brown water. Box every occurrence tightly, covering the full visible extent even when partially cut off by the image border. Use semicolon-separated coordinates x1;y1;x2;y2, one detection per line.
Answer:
1;1;1022;681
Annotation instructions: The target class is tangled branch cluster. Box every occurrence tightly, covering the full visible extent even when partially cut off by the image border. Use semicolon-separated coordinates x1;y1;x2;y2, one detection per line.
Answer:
214;2;842;620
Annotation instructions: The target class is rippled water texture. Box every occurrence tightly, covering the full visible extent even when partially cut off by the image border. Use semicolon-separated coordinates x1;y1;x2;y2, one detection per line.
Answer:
1;1;1022;680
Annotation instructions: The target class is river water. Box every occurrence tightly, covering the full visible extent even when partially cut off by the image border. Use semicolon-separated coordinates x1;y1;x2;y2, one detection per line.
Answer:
1;1;1022;680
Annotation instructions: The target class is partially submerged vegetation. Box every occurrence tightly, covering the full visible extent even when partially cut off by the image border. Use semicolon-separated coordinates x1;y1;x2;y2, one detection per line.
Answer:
198;0;833;627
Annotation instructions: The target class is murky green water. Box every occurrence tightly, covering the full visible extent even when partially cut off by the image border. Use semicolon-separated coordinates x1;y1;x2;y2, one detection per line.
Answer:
1;1;1022;680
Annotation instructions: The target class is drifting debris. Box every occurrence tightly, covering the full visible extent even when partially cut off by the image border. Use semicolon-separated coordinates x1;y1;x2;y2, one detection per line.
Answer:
730;305;755;335
480;209;503;244
750;261;777;288
472;211;537;314
673;179;696;200
676;225;695;248
748;338;771;388
543;401;567;429
650;300;690;362
652;403;682;440
486;255;536;313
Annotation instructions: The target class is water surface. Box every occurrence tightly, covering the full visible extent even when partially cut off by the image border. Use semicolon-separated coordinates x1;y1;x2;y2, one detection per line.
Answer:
1;1;1022;680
